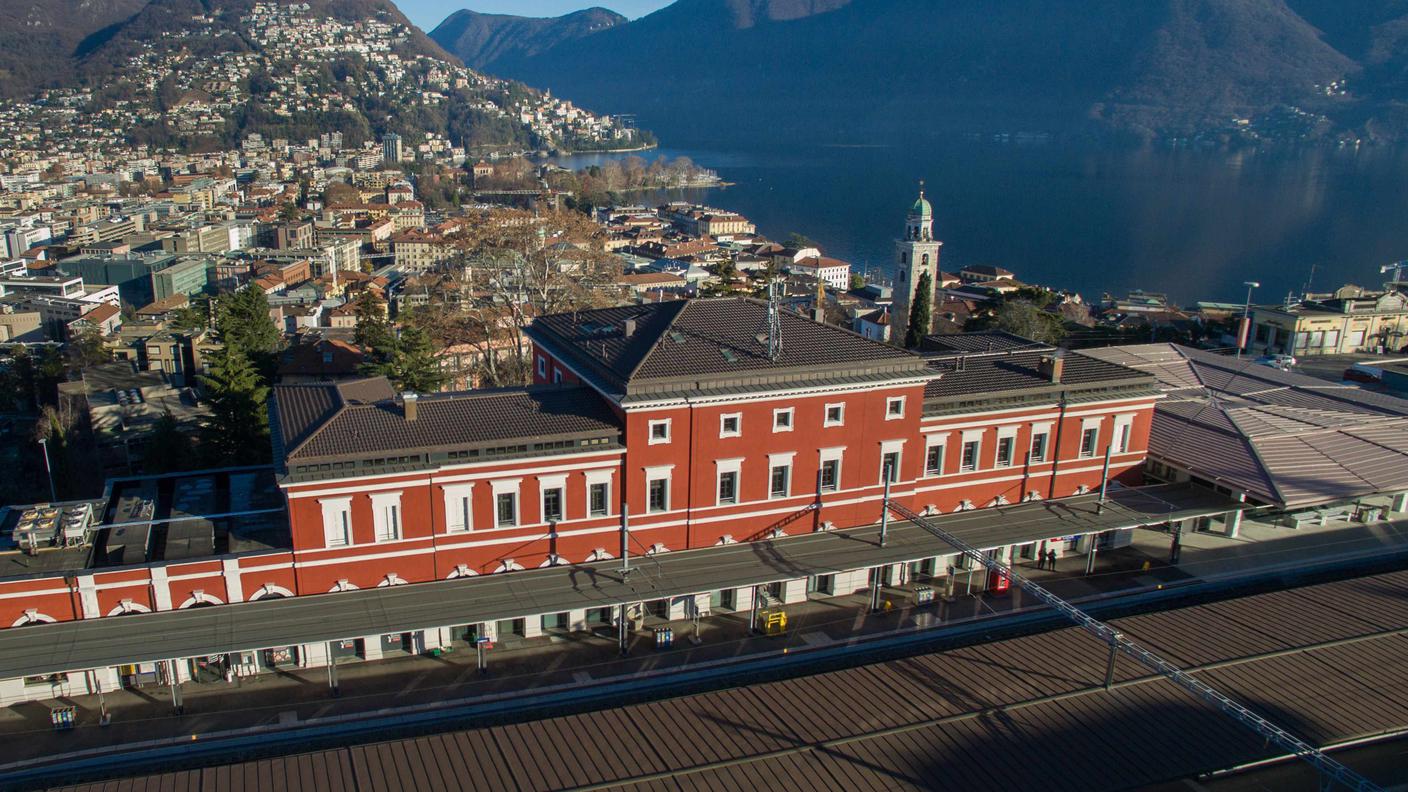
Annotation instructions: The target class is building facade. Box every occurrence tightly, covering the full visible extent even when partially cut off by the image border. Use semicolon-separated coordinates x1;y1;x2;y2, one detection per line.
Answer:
0;302;1166;705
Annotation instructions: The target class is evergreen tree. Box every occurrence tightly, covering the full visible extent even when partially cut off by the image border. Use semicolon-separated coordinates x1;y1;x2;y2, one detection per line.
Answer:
353;291;394;362
386;324;445;394
198;345;270;467
67;324;110;370
215;289;280;361
904;270;934;348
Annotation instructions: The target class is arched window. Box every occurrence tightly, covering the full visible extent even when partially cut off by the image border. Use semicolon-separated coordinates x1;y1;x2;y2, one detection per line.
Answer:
900;252;908;264
447;564;478;579
249;584;294;601
11;610;56;627
921;254;929;267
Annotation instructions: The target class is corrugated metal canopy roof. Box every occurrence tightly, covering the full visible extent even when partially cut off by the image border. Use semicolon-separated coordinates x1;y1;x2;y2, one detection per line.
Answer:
1084;344;1408;507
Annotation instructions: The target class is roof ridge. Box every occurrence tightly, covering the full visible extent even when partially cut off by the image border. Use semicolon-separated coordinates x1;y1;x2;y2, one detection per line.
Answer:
622;299;691;383
1221;409;1288;504
281;382;349;460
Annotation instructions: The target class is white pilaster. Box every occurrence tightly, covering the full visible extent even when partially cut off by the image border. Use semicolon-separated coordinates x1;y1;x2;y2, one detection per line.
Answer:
221;558;244;604
149;566;173;611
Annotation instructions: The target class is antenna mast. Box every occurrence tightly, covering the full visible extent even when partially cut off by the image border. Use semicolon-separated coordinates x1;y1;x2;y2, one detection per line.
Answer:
767;278;784;361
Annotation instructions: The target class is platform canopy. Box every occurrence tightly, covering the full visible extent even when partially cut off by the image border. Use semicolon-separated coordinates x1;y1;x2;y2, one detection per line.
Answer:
0;484;1235;680
1084;344;1408;508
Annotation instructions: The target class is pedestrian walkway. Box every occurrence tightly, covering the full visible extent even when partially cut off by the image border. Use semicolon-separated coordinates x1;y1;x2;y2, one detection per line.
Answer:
3;505;1406;770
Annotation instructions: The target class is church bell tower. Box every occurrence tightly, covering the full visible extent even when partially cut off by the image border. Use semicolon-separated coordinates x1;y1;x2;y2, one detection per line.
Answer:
892;182;942;344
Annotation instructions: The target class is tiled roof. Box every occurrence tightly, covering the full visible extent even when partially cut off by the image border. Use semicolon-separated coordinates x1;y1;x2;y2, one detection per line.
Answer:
924;349;1151;399
1082;343;1408;506
921;331;1049;355
272;378;621;463
527;298;928;398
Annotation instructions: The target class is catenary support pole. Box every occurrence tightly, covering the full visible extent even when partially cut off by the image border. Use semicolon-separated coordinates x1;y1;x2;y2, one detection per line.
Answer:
167;659;183;715
879;466;892;547
327;643;339;696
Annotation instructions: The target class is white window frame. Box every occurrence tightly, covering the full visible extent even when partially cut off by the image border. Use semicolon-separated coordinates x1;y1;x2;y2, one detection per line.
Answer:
443;483;474;533
491;478;521;528
995;426;1018;468
1112;413;1134;454
719;412;742;438
536;355;546;377
885;396;906;420
879;439;905;484
1029;422;1052;463
772;407;794;432
371;491;402;543
320;496;352;548
540;474;567;523
768;452;795;499
716;458;743;506
1080;418;1102;458
924;433;948;477
585;469;613;517
648;418;672;445
819;447;845;492
959;429;984;472
645;465;673;513
823;402;845;427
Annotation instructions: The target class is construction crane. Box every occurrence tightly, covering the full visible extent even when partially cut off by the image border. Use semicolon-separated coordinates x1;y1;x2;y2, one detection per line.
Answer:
1381;260;1407;287
882;498;1383;792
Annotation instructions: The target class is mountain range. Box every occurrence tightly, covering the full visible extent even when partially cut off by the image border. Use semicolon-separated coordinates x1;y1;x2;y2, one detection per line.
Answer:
431;0;1408;144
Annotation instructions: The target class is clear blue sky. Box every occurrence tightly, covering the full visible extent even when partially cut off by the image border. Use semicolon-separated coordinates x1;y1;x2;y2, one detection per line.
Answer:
398;0;673;29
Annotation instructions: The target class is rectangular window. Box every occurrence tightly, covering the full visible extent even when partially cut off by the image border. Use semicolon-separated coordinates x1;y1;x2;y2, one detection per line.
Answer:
371;492;401;543
881;451;901;483
718;470;738;505
1030;431;1049;463
773;408;794;432
996;436;1014;467
960;440;979;472
648;476;669;512
886;396;905;419
648;419;671;444
769;463;791;498
536;355;546;376
495;493;517;528
542;487;564;522
1080;426;1099;458
824;403;844;427
925;443;945;476
589;481;609;517
552;369;563;384
321;497;351;547
820;458;840;492
1112;416;1133;454
444;484;473;533
719;413;741;437
1349;329;1366;348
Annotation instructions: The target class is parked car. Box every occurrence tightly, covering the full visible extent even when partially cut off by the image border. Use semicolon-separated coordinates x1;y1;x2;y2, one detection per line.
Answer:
1254;354;1296;369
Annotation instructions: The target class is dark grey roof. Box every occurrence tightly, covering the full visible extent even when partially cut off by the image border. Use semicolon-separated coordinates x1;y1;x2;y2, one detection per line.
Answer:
920;330;1050;355
526;298;930;399
272;378;622;463
1083;343;1408;507
924;350;1153;400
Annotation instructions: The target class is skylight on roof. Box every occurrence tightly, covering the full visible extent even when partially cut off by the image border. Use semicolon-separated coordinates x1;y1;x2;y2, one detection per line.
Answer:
721;348;738;363
669;331;686;344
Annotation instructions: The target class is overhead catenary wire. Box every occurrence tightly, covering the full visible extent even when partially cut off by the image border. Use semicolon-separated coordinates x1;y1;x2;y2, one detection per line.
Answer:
885;498;1384;792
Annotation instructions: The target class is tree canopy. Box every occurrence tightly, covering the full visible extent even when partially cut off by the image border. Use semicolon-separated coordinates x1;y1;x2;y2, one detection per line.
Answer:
198;345;270;467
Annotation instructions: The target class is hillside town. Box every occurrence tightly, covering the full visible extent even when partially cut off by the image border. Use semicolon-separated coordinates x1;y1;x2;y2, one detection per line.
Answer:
0;1;643;158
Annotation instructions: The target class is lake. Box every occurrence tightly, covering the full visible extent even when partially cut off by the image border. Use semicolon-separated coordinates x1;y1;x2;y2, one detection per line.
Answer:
554;141;1408;306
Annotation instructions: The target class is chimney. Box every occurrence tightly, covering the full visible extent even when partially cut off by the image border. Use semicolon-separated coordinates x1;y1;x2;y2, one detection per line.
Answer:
402;392;418;421
1039;351;1065;383
623;317;637;338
